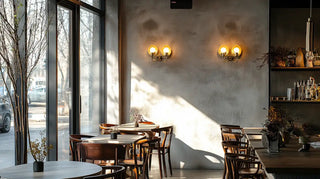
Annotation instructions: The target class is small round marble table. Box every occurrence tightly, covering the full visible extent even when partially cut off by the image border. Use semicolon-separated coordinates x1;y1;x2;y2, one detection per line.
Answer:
0;161;102;179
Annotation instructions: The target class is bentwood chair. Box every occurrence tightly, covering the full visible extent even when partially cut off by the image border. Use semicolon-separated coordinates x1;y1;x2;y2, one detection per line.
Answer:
225;153;264;179
118;139;149;179
84;165;126;179
69;134;94;161
151;126;173;177
78;143;126;166
222;141;264;179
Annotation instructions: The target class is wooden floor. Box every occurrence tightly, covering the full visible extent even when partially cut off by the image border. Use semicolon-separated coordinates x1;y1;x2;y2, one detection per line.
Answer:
146;155;223;179
149;169;223;179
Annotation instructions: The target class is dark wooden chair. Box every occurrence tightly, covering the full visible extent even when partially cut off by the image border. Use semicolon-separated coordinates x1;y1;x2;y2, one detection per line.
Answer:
225;153;264;179
69;134;94;161
222;141;264;179
151;126;173;177
83;165;126;179
78;143;126;166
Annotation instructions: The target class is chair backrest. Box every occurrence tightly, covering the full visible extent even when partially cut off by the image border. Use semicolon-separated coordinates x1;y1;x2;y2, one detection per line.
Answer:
99;124;118;134
69;134;94;161
78;143;126;162
221;141;249;154
152;126;173;149
83;165;126;179
220;124;242;142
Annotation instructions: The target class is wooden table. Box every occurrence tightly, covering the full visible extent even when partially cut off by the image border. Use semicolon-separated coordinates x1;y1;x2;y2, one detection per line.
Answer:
0;161;101;179
243;128;320;178
117;123;159;138
83;134;145;144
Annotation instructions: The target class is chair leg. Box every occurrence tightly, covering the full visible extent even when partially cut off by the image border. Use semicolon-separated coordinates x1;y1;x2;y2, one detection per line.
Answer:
162;149;167;177
223;158;227;179
149;151;153;170
157;146;163;179
167;150;173;176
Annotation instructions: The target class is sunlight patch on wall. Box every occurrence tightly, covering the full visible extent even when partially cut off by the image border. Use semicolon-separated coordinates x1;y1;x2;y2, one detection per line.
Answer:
130;63;224;159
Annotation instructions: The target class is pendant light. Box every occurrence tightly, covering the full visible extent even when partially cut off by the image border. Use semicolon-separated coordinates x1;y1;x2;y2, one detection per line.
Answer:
306;0;314;52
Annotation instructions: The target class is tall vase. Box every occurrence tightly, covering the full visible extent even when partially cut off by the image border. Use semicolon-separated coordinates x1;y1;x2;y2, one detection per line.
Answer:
33;161;44;172
262;131;280;153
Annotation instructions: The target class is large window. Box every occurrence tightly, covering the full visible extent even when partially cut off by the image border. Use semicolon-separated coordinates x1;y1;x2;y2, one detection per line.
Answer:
80;8;102;135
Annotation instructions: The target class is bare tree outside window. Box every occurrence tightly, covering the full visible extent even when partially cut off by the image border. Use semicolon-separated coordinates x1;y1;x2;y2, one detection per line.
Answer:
0;0;48;164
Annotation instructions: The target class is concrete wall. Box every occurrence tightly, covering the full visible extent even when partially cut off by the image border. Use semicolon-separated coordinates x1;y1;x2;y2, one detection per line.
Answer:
120;0;269;169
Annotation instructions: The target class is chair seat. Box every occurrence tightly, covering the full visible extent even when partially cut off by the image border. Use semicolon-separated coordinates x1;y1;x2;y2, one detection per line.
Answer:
119;159;144;166
239;168;264;175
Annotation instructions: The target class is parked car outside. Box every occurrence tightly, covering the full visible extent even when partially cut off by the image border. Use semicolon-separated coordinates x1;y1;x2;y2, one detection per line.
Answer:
28;87;46;104
0;98;11;133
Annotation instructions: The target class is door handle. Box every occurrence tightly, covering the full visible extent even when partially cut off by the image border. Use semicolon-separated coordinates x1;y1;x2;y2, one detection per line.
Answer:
80;95;82;114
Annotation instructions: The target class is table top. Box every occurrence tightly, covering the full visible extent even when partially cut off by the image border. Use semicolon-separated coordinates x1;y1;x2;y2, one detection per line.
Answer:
0;161;101;179
255;141;320;174
84;134;145;144
117;123;159;132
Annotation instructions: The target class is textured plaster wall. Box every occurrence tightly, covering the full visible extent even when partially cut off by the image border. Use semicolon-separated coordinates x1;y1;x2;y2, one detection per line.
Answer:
121;0;269;169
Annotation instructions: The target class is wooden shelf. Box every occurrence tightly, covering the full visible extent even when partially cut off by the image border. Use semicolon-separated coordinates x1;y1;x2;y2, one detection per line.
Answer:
271;99;320;103
271;67;320;71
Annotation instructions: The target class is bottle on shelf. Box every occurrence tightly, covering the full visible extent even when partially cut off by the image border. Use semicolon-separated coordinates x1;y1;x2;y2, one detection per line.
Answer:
305;80;311;100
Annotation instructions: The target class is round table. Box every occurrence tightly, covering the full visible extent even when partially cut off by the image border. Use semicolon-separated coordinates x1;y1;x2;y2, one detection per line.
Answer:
0;161;102;179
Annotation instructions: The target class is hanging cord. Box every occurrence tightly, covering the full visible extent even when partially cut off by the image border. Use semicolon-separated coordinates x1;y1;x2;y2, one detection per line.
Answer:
310;0;313;18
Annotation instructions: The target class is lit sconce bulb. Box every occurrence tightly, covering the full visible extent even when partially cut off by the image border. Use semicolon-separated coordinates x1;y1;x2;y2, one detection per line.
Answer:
148;45;158;56
231;45;242;57
150;47;157;53
221;47;227;54
218;45;229;56
161;45;172;57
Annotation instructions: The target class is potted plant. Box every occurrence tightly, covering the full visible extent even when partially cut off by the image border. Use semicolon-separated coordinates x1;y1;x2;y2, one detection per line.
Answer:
29;131;52;172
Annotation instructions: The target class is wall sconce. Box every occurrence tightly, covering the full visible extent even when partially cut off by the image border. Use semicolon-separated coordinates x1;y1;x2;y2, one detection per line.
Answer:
218;45;242;61
148;45;172;61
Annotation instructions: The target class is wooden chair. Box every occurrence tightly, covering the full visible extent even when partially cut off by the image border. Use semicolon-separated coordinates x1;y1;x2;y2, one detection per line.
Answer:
78;143;126;166
222;141;264;179
225;153;264;179
151;126;173;177
69;134;94;161
220;124;243;142
83;165;126;179
118;139;153;179
100;123;118;135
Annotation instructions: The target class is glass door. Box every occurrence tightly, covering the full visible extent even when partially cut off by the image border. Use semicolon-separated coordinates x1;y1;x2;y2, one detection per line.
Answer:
57;6;72;160
79;8;101;135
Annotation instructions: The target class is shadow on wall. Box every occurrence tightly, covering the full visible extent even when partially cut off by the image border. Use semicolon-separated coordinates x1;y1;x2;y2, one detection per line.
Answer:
171;135;224;169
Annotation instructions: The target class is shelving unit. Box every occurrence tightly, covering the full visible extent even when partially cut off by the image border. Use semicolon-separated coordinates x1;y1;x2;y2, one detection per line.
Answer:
270;99;320;103
269;0;320;124
271;67;320;71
